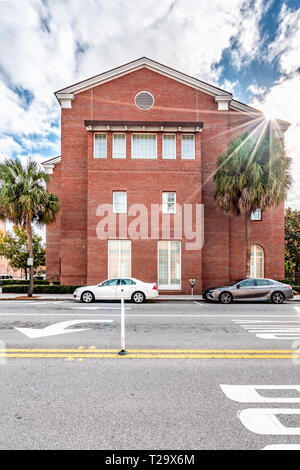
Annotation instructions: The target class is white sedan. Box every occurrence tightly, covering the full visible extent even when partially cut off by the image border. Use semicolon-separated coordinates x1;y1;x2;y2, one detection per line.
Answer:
73;278;159;303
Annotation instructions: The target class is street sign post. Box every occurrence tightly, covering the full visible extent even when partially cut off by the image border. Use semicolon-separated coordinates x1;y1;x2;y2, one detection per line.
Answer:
119;289;127;355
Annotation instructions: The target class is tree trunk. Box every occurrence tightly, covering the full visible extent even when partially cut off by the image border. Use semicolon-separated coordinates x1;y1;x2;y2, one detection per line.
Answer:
26;223;34;297
245;212;251;278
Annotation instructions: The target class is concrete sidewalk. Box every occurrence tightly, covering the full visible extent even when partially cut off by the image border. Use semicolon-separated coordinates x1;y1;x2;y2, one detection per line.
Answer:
0;293;299;301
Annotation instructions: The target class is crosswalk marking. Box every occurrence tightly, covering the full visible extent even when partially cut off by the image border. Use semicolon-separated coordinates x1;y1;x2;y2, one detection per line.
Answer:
233;319;300;339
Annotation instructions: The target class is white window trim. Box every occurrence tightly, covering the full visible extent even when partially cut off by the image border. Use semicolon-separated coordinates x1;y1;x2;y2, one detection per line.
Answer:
134;91;155;110
108;240;132;278
251;209;262;221
157;240;181;290
113;191;127;214
162;192;176;214
94;132;107;158
131;133;157;159
181;134;195;160
250;245;264;278
162;133;176;159
112;133;126;159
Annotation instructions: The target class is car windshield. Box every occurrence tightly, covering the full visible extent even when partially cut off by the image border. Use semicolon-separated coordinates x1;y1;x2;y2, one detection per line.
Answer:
225;279;243;286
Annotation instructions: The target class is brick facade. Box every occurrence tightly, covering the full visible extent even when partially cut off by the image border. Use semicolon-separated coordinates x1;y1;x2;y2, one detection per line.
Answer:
45;60;286;293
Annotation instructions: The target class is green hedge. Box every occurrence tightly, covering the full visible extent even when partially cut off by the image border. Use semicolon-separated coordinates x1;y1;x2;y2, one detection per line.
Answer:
277;279;294;285
1;279;50;286
2;284;79;294
276;279;300;292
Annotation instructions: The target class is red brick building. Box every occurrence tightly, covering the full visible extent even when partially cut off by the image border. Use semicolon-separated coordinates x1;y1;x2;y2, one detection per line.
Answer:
42;58;289;293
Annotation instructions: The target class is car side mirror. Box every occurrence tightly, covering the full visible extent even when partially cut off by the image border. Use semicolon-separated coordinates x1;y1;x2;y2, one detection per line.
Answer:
98;283;102;287
236;284;240;289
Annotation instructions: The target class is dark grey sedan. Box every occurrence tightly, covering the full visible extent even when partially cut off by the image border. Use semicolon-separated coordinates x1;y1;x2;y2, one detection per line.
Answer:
202;278;293;304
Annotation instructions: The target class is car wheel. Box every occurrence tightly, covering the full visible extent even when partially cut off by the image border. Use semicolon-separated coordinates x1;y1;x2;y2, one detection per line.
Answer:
271;291;285;304
81;291;95;303
219;292;233;304
132;291;145;303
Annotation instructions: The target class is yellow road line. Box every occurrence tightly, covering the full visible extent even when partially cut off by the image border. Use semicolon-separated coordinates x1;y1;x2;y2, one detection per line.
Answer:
0;348;298;359
0;353;297;359
0;349;297;353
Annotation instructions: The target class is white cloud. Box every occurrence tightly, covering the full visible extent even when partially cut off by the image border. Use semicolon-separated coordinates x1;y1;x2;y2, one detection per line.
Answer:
0;136;22;160
230;0;271;69
220;79;239;94
247;83;267;97
268;3;300;75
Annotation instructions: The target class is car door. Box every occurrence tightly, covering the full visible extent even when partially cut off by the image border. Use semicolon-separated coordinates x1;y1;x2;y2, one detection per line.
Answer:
234;279;256;299
95;279;118;299
252;279;271;299
116;279;136;299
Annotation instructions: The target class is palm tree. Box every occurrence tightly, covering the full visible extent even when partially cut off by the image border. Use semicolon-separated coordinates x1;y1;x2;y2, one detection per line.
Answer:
0;158;60;297
214;125;292;277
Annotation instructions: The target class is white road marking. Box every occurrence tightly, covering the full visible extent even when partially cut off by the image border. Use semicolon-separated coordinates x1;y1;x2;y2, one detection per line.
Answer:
0;313;119;316
263;444;300;450
193;301;202;306
221;384;300;447
69;306;131;310
15;319;114;338
238;408;300;435
220;385;300;403
233;319;300;339
235;320;300;323
256;333;300;339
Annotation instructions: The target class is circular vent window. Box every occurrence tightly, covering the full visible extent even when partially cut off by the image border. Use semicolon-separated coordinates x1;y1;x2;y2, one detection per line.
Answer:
134;91;154;110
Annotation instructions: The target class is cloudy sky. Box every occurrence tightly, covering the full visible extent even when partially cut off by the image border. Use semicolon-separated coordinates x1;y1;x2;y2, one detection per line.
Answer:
0;0;299;208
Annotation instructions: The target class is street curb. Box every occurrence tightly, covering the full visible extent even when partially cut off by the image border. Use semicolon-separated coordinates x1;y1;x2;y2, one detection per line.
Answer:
0;297;299;302
0;297;204;302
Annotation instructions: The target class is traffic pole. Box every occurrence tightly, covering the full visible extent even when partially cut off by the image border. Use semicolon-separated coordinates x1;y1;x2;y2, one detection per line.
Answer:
118;288;127;355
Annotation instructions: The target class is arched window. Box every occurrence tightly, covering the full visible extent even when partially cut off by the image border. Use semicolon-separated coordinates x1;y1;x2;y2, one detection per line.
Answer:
250;245;264;278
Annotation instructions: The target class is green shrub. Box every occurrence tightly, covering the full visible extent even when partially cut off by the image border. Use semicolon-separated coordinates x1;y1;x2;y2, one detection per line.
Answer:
1;279;50;286
2;284;79;294
277;279;294;285
276;279;300;291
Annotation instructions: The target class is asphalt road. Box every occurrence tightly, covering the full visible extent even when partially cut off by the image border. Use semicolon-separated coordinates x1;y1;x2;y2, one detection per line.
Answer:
0;299;300;450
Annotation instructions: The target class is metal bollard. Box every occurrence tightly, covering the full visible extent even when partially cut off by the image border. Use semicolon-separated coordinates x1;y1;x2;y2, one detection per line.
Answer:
118;289;127;356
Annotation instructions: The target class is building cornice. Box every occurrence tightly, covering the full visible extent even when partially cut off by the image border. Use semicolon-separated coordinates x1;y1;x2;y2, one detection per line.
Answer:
42;155;61;174
84;120;203;133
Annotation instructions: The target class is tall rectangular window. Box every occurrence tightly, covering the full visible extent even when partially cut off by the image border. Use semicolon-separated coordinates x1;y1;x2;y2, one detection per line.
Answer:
162;192;176;214
181;135;195;159
94;133;107;158
108;240;131;278
132;134;157;159
113;191;127;213
113;133;126;158
158;241;181;289
163;134;176;159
